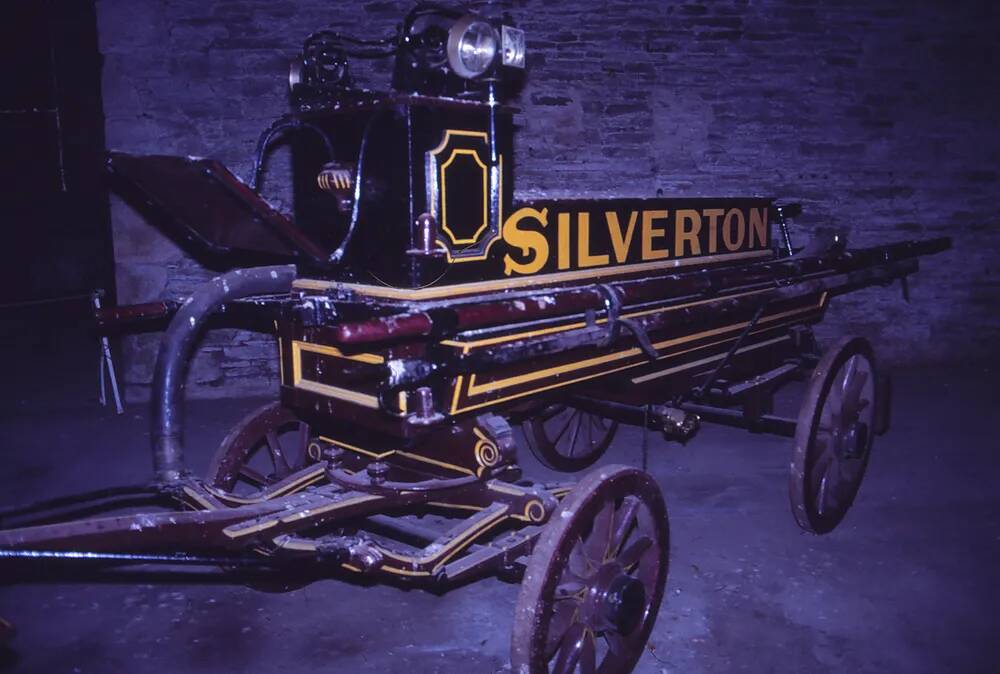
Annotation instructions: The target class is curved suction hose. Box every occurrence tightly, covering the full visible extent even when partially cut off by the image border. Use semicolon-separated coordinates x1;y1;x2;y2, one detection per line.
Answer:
151;265;296;482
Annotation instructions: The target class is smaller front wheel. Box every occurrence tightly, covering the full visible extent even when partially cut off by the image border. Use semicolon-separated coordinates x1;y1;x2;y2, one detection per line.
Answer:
523;405;619;473
205;402;316;494
511;465;669;673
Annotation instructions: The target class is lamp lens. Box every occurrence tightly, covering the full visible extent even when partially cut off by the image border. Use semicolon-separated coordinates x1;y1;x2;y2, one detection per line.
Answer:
458;22;497;75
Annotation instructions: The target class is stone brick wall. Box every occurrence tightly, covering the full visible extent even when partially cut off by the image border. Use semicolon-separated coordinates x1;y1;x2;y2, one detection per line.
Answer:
97;0;1000;399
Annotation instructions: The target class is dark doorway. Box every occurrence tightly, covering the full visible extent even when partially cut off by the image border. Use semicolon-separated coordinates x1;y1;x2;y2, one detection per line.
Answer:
0;0;113;313
0;0;113;406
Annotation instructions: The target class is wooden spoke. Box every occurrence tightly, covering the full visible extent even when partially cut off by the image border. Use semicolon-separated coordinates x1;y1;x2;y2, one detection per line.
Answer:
551;623;587;674
545;604;581;659
583;501;614;563
815;463;831;516
567;536;596;579
617;536;652;571
550;626;598;674
842;362;870;418
567;412;584;458
808;452;834;498
578;631;596;674
826;373;845;422
607;496;640;559
293;422;310;470
237;465;269;487
553;409;578;445
264;431;292;476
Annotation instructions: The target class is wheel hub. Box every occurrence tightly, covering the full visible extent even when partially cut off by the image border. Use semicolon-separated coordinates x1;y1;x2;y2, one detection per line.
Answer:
841;420;869;459
600;574;646;634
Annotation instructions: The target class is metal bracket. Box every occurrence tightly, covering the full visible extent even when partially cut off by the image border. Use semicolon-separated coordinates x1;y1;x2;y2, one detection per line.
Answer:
92;290;124;415
595;284;622;346
475;413;518;466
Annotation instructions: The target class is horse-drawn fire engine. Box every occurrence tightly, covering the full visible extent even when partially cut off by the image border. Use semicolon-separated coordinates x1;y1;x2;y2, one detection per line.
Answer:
0;5;948;672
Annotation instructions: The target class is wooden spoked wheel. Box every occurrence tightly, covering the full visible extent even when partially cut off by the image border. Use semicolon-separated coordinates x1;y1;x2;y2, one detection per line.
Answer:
790;336;878;534
524;405;620;472
511;465;669;673
206;401;317;493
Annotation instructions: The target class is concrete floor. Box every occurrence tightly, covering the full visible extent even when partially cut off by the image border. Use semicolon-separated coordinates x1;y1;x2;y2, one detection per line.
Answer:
0;337;997;673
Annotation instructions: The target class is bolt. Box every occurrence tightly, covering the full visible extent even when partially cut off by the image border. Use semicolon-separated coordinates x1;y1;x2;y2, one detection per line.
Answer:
367;461;390;484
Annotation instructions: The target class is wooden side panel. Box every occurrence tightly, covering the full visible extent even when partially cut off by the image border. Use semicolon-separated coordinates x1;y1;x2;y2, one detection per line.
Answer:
444;290;827;415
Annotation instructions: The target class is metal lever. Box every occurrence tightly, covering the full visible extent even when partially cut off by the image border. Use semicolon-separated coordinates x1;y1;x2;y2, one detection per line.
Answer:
693;301;769;400
92;290;124;415
595;285;659;360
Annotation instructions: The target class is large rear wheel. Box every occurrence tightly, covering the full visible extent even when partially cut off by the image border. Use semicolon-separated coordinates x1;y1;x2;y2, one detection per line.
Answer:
789;336;877;534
